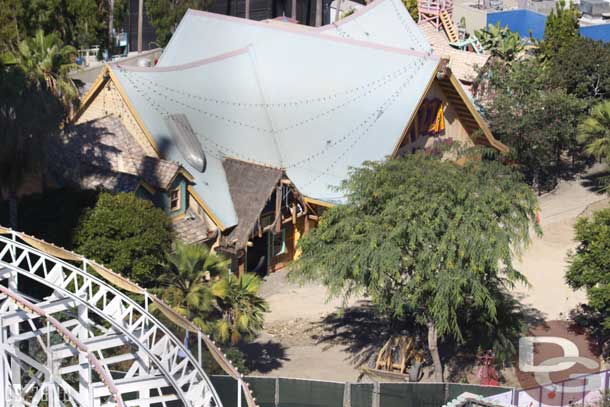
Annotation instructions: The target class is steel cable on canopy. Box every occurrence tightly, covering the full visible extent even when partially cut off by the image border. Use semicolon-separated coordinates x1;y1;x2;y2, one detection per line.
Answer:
120;58;423;136
118;56;427;110
119;57;427;172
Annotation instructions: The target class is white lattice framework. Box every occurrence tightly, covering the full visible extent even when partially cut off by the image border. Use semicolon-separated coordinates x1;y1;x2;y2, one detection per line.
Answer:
0;232;228;407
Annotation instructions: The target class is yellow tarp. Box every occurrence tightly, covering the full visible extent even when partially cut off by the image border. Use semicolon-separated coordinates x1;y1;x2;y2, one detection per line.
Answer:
20;235;84;262
88;262;143;294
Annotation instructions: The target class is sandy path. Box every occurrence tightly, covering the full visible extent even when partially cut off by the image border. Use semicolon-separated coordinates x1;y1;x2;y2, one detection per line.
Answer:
249;272;363;380
511;168;608;320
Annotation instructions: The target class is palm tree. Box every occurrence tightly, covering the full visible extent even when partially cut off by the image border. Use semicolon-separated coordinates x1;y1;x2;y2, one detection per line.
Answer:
7;29;79;112
213;272;268;345
155;242;230;332
156;242;267;345
578;101;610;162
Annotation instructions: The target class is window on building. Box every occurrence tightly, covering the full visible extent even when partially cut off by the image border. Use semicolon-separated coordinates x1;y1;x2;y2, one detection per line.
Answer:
169;188;181;211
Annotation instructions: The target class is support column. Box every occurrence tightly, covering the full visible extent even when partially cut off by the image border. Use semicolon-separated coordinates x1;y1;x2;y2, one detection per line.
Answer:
77;303;89;405
7;271;20;403
0;316;6;406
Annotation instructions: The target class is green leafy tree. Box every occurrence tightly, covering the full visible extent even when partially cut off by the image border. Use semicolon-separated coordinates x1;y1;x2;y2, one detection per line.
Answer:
214;273;268;345
19;0;108;50
578;101;610;163
74;192;173;286
0;0;21;52
6;29;79;112
566;209;610;357
155;241;229;331
475;22;524;62
540;0;580;60
291;153;540;381
546;37;610;103
402;0;418;20
478;59;586;191
145;0;210;46
155;241;268;345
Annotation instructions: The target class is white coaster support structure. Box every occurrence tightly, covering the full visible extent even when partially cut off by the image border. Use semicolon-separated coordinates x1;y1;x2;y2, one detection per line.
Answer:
0;232;224;407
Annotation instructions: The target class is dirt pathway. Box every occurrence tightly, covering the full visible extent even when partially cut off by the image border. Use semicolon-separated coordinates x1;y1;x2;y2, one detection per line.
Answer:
512;166;608;319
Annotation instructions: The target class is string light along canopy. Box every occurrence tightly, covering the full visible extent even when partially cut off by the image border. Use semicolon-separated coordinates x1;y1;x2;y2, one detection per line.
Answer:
76;0;505;230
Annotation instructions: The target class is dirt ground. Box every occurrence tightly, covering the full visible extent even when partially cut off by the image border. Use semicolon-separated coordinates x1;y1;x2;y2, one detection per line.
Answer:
246;166;609;382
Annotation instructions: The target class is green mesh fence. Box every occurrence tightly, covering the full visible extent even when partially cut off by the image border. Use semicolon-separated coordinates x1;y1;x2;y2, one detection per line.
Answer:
247;377;277;407
210;375;241;407
379;383;446;407
278;378;344;407
350;383;373;407
210;376;512;407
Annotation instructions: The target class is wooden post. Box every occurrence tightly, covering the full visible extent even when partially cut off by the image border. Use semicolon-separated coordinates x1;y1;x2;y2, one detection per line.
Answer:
137;0;143;53
274;185;282;234
245;0;251;19
292;0;297;19
315;0;322;26
304;216;310;234
293;219;302;259
238;253;245;276
372;381;380;407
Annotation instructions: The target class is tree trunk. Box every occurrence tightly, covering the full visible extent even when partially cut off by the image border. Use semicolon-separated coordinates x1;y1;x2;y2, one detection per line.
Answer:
245;0;250;19
109;0;115;52
292;0;297;18
8;193;18;229
315;0;322;26
427;321;444;382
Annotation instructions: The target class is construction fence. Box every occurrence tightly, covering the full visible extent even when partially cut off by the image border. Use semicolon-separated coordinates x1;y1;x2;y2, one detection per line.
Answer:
210;375;512;407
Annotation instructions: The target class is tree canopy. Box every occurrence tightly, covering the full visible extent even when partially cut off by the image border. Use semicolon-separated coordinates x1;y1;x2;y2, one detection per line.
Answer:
477;59;586;191
540;0;580;60
0;0;109;52
155;241;268;345
546;37;610;103
145;0;210;46
578;101;610;164
290;152;540;380
567;208;610;357
73;192;174;287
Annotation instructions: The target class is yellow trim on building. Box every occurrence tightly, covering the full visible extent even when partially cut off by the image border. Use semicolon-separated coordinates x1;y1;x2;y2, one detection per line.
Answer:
72;65;111;123
187;186;226;231
391;61;440;158
446;73;509;153
304;197;334;208
106;68;162;157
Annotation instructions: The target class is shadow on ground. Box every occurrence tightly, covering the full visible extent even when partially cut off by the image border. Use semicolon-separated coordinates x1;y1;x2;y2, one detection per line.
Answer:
580;168;610;194
240;340;290;373
309;293;549;383
309;300;422;370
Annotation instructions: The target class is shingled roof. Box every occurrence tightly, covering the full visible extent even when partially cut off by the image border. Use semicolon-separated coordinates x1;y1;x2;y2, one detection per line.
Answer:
49;115;180;191
418;23;489;83
221;159;283;251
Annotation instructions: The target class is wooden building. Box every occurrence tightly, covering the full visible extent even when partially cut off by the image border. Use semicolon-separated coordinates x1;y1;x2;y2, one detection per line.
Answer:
74;0;506;275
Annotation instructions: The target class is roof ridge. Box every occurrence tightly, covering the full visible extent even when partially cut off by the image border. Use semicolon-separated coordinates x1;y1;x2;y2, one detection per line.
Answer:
174;0;435;61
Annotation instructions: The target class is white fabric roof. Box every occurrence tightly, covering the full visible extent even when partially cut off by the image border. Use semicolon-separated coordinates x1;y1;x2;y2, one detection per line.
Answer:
110;0;439;228
157;0;432;67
